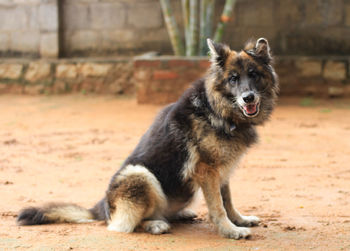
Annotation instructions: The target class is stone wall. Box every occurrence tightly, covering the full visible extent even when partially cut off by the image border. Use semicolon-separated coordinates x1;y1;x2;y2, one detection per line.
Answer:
0;58;133;94
0;0;58;58
134;56;210;104
134;56;350;104
0;56;349;100
1;0;350;58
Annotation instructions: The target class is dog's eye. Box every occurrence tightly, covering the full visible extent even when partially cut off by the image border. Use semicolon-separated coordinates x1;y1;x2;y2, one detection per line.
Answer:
248;70;259;80
229;74;239;84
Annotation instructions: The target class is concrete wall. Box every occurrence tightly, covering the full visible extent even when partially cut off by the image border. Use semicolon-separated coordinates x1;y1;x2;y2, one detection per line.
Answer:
60;0;169;57
1;0;350;58
0;0;58;58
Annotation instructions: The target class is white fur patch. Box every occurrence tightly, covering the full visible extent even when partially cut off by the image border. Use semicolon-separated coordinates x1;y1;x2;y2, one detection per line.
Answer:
107;200;143;233
119;164;167;213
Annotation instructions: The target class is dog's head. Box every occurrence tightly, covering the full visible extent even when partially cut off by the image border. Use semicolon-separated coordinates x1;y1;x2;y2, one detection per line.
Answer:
206;38;279;125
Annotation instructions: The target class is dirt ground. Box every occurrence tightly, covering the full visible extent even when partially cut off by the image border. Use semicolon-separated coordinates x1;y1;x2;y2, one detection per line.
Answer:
0;95;349;251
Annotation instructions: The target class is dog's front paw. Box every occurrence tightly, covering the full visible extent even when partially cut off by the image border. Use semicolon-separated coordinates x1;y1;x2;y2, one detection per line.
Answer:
219;223;251;239
234;215;260;227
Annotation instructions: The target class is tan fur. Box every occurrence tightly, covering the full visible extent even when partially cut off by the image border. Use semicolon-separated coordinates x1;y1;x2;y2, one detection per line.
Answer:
45;204;94;223
107;165;168;233
193;163;251;239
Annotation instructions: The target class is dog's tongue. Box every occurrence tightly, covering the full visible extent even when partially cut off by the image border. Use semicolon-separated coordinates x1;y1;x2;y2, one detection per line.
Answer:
244;104;257;114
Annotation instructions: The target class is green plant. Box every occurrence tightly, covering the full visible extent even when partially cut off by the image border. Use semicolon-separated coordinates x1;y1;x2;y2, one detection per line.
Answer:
160;0;237;56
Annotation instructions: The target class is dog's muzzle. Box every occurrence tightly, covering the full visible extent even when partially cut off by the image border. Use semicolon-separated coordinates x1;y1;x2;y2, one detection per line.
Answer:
239;92;260;118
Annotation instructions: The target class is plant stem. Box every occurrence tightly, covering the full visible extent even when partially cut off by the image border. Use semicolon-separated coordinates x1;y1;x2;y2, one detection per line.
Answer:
160;0;185;55
213;0;236;43
187;0;198;56
199;0;215;55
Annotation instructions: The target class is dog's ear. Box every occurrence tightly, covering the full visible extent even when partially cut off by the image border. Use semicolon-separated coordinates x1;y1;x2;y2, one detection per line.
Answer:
207;39;231;69
255;38;272;63
244;38;272;64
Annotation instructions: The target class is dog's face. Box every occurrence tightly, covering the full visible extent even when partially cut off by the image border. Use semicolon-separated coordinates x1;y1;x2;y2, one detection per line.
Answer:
206;38;279;124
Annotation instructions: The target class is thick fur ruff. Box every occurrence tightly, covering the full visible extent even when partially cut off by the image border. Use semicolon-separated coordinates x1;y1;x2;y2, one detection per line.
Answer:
17;38;278;239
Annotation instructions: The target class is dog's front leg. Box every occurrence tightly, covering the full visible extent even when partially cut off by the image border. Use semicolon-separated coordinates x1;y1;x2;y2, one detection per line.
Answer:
196;167;251;239
221;183;260;227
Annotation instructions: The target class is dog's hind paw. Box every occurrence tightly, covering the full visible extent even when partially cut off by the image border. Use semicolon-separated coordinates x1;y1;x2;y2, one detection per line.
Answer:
170;209;197;222
234;215;260;227
142;220;170;235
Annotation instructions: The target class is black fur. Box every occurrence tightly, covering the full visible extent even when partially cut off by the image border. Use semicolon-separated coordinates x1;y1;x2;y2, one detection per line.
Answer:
17;207;52;225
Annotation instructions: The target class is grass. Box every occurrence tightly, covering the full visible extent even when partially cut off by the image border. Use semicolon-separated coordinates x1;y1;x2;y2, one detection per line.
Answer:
320;108;332;113
299;97;315;107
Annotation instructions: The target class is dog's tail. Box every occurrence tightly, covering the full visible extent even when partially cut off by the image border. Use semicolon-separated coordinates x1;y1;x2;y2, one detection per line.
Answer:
17;199;108;226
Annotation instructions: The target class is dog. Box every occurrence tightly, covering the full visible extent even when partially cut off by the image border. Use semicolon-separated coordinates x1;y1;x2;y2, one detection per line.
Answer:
17;38;278;239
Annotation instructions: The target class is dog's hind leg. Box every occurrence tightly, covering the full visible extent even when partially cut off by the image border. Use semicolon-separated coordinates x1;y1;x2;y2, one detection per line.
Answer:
168;209;197;222
107;199;144;233
106;165;168;233
221;183;260;227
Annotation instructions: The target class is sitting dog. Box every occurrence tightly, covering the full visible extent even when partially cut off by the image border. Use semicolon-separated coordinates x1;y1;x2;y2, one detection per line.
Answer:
17;38;278;239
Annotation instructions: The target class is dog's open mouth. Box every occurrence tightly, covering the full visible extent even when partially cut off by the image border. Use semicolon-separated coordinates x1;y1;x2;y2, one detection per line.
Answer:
242;102;260;117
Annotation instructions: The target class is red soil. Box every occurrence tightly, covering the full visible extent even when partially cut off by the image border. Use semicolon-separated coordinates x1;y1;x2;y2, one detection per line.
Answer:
0;95;349;250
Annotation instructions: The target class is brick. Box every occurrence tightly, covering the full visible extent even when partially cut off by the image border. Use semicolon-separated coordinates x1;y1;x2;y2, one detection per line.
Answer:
134;60;161;68
323;61;346;80
90;3;126;29
27;5;39;30
25;62;51;82
109;81;123;94
13;0;41;4
80;63;112;77
63;3;90;30
128;2;162;29
10;31;40;53
0;63;23;79
40;33;58;58
295;60;322;77
199;60;211;69
0;83;9;94
275;0;303;26
68;30;100;51
0;0;13;6
168;59;195;68
328;86;344;97
324;1;343;26
0;33;10;52
52;80;68;94
56;64;78;79
39;3;58;32
237;1;274;26
304;0;323;26
153;70;178;80
24;84;45;95
0;7;27;31
101;30;136;50
346;4;350;27
133;70;151;81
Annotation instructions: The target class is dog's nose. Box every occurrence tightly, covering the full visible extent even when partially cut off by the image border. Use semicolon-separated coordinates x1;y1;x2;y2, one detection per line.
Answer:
242;92;255;103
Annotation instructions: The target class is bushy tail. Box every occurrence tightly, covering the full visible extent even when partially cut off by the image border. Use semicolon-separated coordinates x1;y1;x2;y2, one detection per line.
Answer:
17;200;106;226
